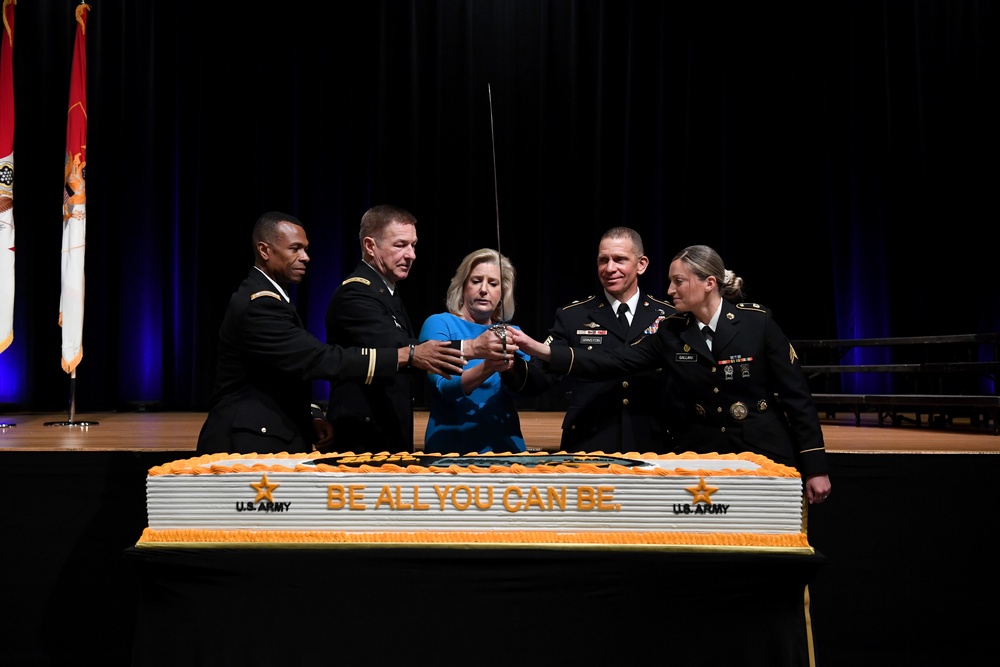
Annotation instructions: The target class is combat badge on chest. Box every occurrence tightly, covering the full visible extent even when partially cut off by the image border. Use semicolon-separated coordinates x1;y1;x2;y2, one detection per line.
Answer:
577;322;607;345
718;355;753;380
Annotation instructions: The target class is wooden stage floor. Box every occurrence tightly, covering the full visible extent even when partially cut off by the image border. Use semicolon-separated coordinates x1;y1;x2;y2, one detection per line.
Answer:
1;409;998;454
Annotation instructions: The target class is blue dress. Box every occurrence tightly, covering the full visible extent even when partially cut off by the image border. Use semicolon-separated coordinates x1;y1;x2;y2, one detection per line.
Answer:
418;313;529;454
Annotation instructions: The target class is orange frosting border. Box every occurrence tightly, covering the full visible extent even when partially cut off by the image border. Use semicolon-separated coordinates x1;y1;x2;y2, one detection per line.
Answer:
137;527;811;550
148;450;801;478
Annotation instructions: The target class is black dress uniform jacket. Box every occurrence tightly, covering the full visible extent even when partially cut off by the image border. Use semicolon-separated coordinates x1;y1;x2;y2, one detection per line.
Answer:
545;299;829;476
197;268;399;455
325;261;420;452
509;294;676;453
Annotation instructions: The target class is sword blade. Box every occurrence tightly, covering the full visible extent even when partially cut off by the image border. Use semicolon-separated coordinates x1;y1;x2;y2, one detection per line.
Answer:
488;83;505;323
488;83;508;356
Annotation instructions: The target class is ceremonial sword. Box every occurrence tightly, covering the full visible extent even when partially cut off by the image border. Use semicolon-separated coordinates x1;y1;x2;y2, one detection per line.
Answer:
487;84;508;359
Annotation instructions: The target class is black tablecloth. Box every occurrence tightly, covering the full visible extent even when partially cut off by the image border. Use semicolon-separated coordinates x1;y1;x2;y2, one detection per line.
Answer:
126;545;824;666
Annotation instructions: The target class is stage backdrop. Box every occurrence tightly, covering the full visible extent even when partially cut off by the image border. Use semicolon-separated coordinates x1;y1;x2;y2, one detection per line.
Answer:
0;0;996;411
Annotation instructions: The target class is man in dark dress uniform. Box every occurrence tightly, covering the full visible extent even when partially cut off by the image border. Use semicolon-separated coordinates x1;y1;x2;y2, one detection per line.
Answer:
326;205;508;452
508;227;676;453
513;244;832;504
196;211;464;455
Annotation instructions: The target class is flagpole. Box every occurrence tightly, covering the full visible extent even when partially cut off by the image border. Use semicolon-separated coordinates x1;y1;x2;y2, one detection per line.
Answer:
44;370;99;427
47;3;95;428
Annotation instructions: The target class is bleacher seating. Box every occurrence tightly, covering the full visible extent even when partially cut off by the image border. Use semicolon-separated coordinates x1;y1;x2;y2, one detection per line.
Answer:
791;334;1000;434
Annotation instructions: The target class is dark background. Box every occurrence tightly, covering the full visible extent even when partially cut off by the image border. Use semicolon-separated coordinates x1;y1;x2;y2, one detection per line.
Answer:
1;0;996;411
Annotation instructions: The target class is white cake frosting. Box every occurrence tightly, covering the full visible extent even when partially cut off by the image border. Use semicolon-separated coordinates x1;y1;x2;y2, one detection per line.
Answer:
138;451;810;551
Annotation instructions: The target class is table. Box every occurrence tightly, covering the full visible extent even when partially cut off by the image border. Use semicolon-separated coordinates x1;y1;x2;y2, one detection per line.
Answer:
126;545;824;666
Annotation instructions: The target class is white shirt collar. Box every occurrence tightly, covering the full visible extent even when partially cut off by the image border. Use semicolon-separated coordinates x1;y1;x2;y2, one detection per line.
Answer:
606;289;640;319
701;301;723;333
364;259;395;295
254;266;290;302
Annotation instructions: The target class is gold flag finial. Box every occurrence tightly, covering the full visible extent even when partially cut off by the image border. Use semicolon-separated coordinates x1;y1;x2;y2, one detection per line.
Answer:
2;0;16;48
76;3;91;34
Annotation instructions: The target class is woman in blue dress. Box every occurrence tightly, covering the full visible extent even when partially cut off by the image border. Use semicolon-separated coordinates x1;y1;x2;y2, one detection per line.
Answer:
418;248;529;454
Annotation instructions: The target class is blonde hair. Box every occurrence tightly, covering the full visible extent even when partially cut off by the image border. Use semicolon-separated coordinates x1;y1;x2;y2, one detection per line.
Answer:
445;248;516;322
672;244;746;302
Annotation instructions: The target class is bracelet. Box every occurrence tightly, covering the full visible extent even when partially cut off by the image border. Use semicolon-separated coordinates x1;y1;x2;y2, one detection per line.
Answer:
408;343;415;366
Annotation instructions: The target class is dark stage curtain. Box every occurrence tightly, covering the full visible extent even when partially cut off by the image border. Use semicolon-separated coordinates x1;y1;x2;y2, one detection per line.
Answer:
0;1;996;410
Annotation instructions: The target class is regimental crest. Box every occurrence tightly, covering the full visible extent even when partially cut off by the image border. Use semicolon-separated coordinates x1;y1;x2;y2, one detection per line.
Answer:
0;156;12;228
0;159;13;191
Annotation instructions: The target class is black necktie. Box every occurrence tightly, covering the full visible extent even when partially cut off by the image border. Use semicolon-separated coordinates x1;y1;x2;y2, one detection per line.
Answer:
702;326;714;349
617;303;630;332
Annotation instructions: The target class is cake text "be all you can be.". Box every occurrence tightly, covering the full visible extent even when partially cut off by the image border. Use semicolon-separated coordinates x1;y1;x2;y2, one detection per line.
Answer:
326;483;621;512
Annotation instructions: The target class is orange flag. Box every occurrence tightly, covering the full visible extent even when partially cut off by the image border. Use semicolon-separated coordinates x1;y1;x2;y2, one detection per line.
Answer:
0;0;16;355
60;2;90;373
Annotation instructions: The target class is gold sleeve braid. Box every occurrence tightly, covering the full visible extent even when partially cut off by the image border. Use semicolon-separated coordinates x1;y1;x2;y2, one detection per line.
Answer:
363;349;377;384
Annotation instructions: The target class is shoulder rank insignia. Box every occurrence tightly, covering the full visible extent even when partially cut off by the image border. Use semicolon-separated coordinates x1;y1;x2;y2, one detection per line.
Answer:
342;276;371;286
735;302;766;313
250;290;282;301
645;295;674;308
562;296;596;310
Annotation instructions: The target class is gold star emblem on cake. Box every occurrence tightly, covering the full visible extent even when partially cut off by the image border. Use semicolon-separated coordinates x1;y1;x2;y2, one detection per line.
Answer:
686;477;719;505
251;474;279;503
